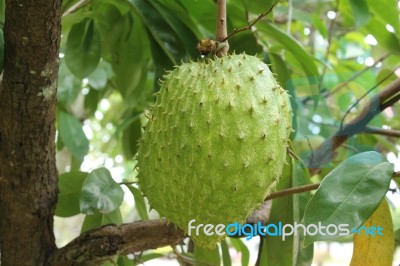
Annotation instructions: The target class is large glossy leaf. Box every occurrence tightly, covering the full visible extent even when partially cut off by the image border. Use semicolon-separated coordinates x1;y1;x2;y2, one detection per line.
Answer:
304;151;394;245
127;185;148;220
55;171;88;217
65;18;101;79
350;198;394;266
80;168;124;214
349;0;371;28
81;208;123;233
58;111;89;161
111;13;149;98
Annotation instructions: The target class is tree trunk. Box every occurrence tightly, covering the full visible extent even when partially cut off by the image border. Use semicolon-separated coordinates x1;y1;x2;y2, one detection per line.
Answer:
0;0;61;265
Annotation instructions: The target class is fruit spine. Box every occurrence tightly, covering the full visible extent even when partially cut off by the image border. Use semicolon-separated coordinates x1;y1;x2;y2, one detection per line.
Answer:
138;54;292;248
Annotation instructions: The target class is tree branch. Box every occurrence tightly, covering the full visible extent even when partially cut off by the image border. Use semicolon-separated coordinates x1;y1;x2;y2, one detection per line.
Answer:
216;0;229;56
307;77;400;175
47;219;185;266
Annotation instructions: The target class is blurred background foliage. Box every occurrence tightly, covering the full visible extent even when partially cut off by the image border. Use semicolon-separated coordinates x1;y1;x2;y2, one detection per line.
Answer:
26;0;400;264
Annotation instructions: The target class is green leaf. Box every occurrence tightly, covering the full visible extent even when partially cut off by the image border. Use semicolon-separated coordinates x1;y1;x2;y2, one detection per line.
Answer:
304;151;394;245
127;185;148;220
92;3;126;60
0;0;5;26
80;168;124;214
349;0;371;28
81;208;123;233
0;29;3;73
149;0;198;58
194;245;220;266
84;87;107;116
365;0;399;32
292;158;314;265
55;171;88;217
111;13;149;98
139;253;165;262
57;60;82;105
122;117;142;159
225;1;263;55
221;240;232;266
117;256;134;266
158;0;202;39
58;111;89;161
363;17;400;54
87;60;112;90
376;68;398;88
129;0;185;64
312;15;328;38
350;199;394;266
230;239;249;266
65;18;101;79
242;0;275;15
263;158;293;266
257;22;319;90
178;0;216;37
259;22;319;78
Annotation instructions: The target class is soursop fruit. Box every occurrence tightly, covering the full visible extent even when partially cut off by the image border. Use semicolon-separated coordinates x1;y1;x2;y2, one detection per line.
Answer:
138;54;292;248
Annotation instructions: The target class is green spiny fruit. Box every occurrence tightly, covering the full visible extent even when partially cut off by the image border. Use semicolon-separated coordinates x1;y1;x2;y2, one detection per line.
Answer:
138;54;292;248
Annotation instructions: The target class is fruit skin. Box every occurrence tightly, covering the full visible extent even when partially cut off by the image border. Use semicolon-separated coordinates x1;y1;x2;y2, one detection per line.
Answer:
138;54;292;248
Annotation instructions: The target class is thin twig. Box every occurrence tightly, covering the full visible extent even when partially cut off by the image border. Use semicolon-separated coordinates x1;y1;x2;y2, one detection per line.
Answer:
340;66;400;131
363;126;400;138
266;171;400;200
266;183;320;200
120;181;137;186
318;0;340;90
63;0;93;17
221;2;278;42
303;53;390;105
326;53;390;97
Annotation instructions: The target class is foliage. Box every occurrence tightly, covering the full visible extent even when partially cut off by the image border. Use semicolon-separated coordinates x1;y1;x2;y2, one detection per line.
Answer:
45;0;400;264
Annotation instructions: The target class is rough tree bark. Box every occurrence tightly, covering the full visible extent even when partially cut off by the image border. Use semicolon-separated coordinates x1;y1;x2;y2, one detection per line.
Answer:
0;0;61;265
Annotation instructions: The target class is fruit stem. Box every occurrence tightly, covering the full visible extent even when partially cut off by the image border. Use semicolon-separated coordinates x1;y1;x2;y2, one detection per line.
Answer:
216;0;229;57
